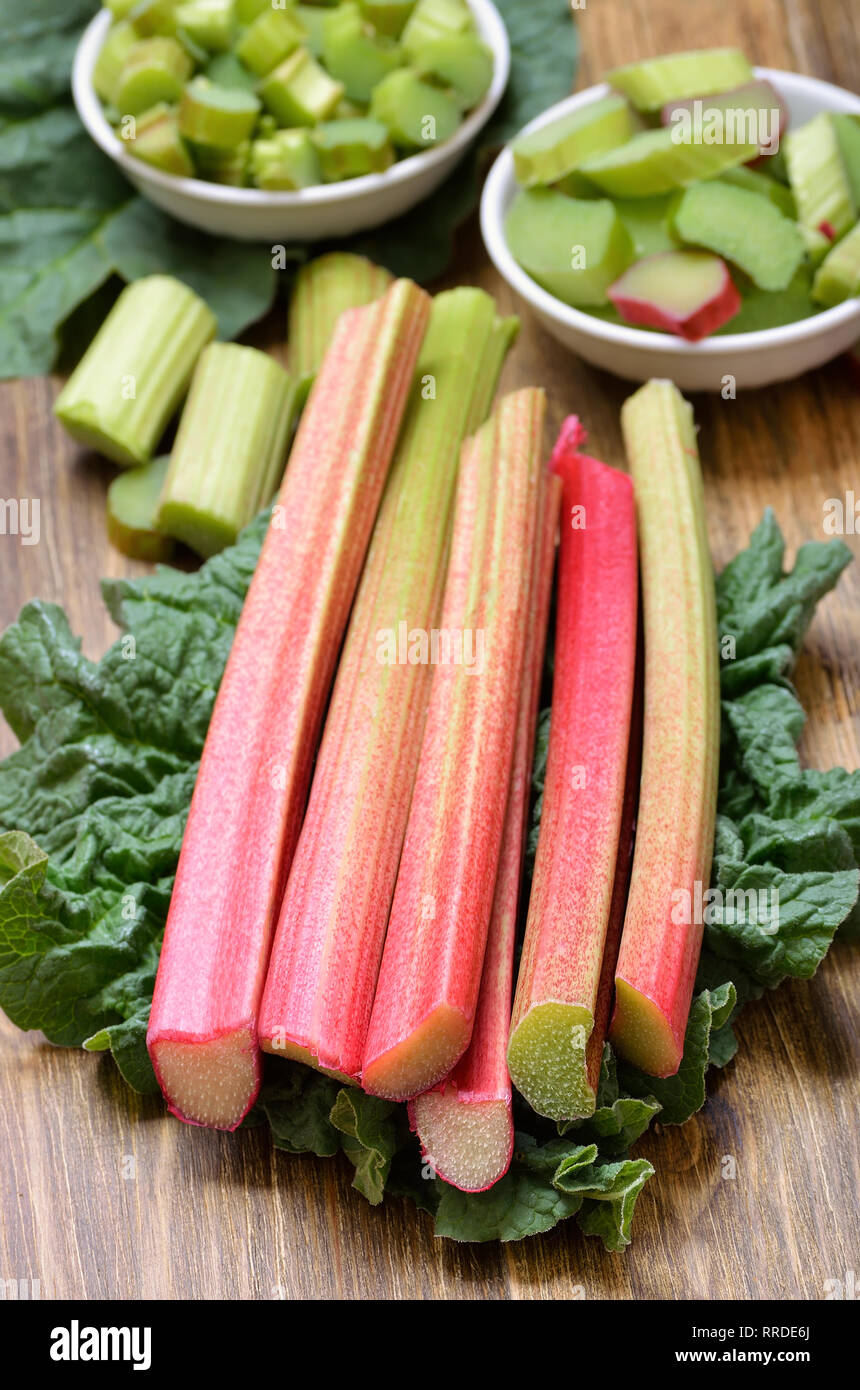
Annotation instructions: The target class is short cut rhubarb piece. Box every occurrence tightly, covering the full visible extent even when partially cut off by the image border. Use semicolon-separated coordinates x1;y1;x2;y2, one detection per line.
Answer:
608;250;741;341
369;68;461;149
125;102;195;176
146;279;431;1130
107;454;174;561
507;421;638;1122
174;0;235;51
258;288;508;1082
579;125;759;197
156;344;297;557
672;180;804;292
785;113;856;245
116;37;194;115
94;20;140;104
178;77;261;147
660;79;788;159
362;388;545;1101
401;0;471;57
322;3;403;104
235;6;308;76
719;164;796;218
812;221;860;307
204;50;258;91
260;47;345;126
250;128;321;188
412;33;494;109
607;48;754;113
360;0;417;37
511;95;635;188
505;189;633;307
53;275;216;467
129;0;182;37
235;0;269;20
287;251;393;390
410;471;561;1189
609;379;720;1078
313;118;395;180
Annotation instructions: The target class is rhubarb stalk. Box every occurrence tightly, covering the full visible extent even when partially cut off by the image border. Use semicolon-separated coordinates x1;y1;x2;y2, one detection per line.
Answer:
507;419;638;1122
409;470;561;1190
258;288;512;1082
609;379;720;1077
287;252;394;394
362;387;545;1101
146;279;430;1130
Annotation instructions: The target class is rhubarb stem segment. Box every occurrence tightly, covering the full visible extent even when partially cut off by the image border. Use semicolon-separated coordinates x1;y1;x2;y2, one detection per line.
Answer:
507;420;638;1121
157;343;297;557
409;471;561;1191
287;252;394;395
362;387;545;1101
53;276;216;467
609;379;720;1077
258;288;512;1081
146;280;430;1130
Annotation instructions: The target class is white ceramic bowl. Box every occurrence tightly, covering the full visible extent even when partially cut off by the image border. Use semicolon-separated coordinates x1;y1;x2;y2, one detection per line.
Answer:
481;68;860;391
74;0;510;242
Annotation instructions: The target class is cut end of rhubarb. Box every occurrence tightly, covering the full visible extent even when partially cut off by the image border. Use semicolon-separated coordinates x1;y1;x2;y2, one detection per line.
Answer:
258;1032;355;1086
361;1003;470;1101
609;977;683;1078
507;1002;597;1122
410;1091;514;1193
149;1029;259;1131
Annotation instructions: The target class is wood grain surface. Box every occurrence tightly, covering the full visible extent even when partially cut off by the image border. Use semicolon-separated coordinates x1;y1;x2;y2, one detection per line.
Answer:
1;0;858;1301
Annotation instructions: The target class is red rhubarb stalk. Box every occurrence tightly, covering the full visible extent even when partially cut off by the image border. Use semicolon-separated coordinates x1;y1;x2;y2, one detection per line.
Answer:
146;280;430;1130
408;471;561;1191
507;419;638;1122
257;288;510;1081
361;387;545;1101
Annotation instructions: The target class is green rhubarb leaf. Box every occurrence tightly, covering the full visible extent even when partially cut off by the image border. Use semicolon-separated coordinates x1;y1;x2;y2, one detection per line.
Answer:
557;1044;661;1154
330;1089;400;1206
569;1158;655;1252
249;1062;342;1157
0;0;97;116
617;984;736;1126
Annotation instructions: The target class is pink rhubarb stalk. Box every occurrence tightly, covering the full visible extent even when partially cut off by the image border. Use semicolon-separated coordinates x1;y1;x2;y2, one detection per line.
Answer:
361;387;546;1101
257;288;510;1081
507;418;639;1122
146;279;430;1130
408;471;561;1191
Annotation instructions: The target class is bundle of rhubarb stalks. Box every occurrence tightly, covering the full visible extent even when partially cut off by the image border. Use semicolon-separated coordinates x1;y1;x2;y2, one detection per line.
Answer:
143;263;719;1196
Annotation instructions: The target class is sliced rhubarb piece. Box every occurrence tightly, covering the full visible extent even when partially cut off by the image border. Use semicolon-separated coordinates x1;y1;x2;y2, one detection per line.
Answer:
313;118;395;180
360;0;417;38
250;128;321;189
146;279;431;1130
116;36;193;115
411;33;494;110
107;454;174;562
505;189;633;306
660;79;788;158
54;275;216;467
409;471;561;1190
719;164;796;218
287;251;394;393
608;250;741;340
607;49;753;113
833;115;860;208
361;387;545;1101
812;221;860;307
94;20;140;104
174;0;235;52
580;125;759;197
672;180;804;291
260;47;345;126
322;2;402;104
126;102;195;176
156;343;297;557
507;420;638;1122
609;380;720;1078
400;0;472;59
369;68;461;149
785;113;856;246
511;96;635;188
235;6;308;76
613;194;678;258
258;288;510;1082
178;77;261;147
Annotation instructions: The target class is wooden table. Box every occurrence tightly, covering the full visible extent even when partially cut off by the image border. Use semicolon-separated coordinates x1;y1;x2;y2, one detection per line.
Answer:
1;0;858;1301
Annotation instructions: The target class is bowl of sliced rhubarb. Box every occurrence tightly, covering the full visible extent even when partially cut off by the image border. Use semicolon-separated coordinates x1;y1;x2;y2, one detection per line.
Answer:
73;0;510;241
480;51;860;390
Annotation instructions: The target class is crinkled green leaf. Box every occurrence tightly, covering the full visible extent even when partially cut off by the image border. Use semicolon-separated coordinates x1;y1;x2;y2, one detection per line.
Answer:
618;984;736;1126
0;0;97;116
248;1062;341;1157
330;1090;400;1205
568;1158;655;1252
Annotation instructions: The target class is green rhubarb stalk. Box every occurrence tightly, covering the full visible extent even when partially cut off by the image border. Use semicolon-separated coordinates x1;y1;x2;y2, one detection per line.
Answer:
147;279;431;1131
463;314;519;431
178;76;261;147
53;276;216;468
409;470;561;1191
115;37;193;115
235;7;308;76
507;421;639;1122
362;387;545;1101
607;49;753;112
126;102;195;176
287;252;393;393
250;128;321;189
812;221;860;306
259;47;345;126
107;455;174;561
174;0;236;52
785;113;856;246
609;380;720;1078
257;288;514;1082
156;344;297;557
94;20;140;104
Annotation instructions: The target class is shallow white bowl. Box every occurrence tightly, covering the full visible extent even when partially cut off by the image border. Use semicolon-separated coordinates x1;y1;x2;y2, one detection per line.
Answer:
74;0;510;242
481;68;860;391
